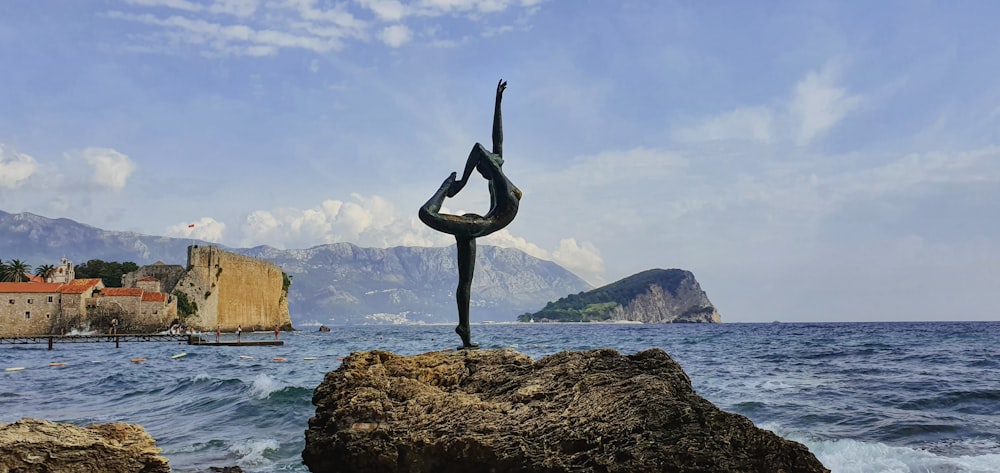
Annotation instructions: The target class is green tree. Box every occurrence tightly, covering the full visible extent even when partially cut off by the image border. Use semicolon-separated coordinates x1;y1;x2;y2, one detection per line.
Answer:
74;259;139;287
35;264;56;281
173;291;197;317
2;259;32;282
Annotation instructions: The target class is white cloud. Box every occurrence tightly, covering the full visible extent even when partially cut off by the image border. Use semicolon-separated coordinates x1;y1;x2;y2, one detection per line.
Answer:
356;0;407;21
790;63;861;145
166;217;227;242
671;60;860;146
208;0;259;17
673;107;773;144
235;194;605;281
378;24;412;47
73;147;137;191
110;0;546;56
480;229;549;260
0;145;38;189
239;195;423;249
106;11;347;56
124;0;203;12
551;238;605;285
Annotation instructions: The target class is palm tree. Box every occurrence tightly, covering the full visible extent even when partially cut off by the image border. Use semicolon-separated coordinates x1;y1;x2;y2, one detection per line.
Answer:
2;259;32;282
35;264;56;282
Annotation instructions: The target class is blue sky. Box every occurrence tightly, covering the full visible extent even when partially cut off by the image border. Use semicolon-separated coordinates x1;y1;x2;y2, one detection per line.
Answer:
2;0;999;322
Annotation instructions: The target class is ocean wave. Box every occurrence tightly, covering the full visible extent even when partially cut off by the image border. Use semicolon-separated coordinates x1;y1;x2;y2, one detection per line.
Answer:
248;373;285;400
807;437;1000;473
228;438;279;467
246;373;313;401
767;424;1000;473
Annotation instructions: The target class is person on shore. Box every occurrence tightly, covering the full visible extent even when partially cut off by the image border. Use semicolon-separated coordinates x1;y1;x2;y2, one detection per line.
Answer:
109;318;118;335
216;325;221;343
274;325;280;340
236;324;242;343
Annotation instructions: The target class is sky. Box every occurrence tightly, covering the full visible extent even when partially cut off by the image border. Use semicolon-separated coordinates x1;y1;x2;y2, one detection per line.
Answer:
1;0;999;322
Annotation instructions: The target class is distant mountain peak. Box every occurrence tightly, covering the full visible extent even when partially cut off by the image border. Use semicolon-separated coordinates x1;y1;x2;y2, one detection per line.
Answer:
0;209;592;325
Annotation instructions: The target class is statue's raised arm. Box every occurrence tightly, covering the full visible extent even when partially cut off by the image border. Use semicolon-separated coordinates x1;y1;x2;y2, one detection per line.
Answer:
449;79;507;198
492;79;506;157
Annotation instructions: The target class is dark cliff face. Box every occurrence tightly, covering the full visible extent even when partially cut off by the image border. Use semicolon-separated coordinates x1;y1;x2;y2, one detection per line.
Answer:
0;211;592;324
525;268;721;323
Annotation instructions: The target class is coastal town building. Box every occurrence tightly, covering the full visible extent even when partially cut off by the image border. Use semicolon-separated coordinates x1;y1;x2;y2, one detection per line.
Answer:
0;258;176;336
1;247;291;336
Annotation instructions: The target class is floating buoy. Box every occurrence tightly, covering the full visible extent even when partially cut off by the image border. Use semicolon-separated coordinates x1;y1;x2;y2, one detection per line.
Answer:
171;353;187;359
4;367;25;372
130;358;147;363
303;357;317;360
239;355;253;359
49;362;66;367
273;357;287;362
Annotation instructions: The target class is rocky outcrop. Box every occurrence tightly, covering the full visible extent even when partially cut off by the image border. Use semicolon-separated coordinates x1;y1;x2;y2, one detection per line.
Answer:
610;270;722;323
303;349;828;473
524;268;721;323
0;418;170;473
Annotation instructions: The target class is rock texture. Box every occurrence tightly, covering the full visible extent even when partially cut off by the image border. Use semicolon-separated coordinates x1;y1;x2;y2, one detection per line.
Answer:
0;418;170;473
524;268;721;323
303;349;828;473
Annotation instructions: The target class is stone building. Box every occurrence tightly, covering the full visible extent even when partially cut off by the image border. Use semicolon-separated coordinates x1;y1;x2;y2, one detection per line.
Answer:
0;278;104;336
168;245;292;331
121;262;185;295
48;257;75;283
0;258;176;336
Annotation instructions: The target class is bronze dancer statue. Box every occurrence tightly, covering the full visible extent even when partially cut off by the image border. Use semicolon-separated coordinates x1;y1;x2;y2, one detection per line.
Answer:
419;80;522;349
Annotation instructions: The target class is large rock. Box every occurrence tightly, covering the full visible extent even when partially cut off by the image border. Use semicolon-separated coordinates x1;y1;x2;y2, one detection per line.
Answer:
0;418;170;473
524;269;721;323
303;348;829;473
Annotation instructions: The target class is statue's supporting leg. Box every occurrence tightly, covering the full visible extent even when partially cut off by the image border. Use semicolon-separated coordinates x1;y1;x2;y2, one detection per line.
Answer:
455;236;478;349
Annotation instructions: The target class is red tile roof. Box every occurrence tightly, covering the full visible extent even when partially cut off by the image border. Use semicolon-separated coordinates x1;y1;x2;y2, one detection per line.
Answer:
141;292;168;303
58;278;104;294
27;275;44;283
0;282;64;294
138;277;158;282
102;288;144;297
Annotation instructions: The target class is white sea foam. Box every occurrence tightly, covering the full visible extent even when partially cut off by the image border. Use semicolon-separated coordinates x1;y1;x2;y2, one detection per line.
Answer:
808;437;1000;473
248;373;284;399
228;438;279;466
191;372;213;382
766;424;1000;473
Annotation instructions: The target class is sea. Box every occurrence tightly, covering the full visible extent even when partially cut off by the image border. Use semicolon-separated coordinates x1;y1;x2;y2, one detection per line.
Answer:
1;322;998;473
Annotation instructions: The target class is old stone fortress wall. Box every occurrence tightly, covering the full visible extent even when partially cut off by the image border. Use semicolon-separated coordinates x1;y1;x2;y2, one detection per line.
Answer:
0;246;291;336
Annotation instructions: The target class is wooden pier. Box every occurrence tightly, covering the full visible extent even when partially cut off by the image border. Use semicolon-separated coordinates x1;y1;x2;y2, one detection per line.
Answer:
0;334;283;350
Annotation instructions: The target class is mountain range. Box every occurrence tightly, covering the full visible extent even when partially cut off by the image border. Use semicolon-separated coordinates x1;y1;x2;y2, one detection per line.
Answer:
0;210;592;325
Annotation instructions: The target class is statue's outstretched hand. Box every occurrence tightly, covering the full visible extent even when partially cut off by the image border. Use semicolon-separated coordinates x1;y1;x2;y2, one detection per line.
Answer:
447;175;465;198
496;79;507;99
